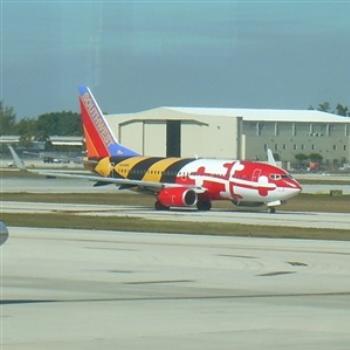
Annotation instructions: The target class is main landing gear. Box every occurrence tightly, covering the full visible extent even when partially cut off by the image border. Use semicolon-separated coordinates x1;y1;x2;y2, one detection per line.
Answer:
155;201;169;211
196;201;212;211
154;200;212;211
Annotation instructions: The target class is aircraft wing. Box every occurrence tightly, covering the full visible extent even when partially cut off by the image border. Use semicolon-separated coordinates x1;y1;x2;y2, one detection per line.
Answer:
34;170;206;193
7;145;205;193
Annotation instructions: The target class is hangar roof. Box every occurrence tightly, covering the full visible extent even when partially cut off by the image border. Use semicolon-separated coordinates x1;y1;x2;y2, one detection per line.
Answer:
49;136;83;146
164;107;350;124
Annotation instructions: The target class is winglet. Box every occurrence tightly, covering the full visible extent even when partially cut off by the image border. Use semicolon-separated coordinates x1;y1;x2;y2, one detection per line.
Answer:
267;148;276;166
7;145;26;170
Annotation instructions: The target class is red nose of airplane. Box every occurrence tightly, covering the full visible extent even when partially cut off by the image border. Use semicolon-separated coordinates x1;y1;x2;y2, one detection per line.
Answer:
287;178;302;192
280;175;302;193
294;179;303;191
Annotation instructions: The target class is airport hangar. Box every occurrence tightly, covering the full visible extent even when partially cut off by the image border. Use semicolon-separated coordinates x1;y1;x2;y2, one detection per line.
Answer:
104;107;350;167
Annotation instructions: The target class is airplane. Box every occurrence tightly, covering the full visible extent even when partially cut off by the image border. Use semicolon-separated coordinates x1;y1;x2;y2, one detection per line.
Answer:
9;86;302;213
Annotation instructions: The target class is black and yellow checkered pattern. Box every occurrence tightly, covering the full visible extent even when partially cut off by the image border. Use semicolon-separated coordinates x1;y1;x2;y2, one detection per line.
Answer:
94;156;195;183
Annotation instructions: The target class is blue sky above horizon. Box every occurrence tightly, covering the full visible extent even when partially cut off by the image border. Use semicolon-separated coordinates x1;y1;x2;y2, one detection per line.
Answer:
2;0;350;119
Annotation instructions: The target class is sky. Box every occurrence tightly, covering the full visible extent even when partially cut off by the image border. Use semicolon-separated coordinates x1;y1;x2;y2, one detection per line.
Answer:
1;0;350;119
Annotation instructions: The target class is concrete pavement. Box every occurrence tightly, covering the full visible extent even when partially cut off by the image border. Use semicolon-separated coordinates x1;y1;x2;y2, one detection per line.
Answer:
1;227;350;349
2;200;350;230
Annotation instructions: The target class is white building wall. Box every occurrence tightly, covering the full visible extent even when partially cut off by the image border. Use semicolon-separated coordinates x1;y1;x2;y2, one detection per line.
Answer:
118;122;143;154
181;117;240;158
105;107;349;165
242;121;350;164
143;121;166;157
106;110;241;159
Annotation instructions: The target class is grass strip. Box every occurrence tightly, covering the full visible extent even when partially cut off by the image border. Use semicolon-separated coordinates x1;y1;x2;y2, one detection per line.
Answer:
1;192;350;213
1;212;349;241
298;179;350;185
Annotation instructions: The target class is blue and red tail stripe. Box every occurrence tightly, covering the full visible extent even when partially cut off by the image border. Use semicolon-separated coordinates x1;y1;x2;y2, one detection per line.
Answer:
79;86;139;159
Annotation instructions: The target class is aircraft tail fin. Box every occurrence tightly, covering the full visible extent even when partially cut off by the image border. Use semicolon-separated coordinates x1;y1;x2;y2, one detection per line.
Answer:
7;145;26;170
267;148;277;166
78;86;139;159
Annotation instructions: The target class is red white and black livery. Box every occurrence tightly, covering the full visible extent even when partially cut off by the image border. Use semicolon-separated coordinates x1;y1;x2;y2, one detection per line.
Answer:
72;86;301;213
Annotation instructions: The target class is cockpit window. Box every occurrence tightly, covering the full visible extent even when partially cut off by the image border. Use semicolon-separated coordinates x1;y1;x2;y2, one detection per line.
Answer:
269;174;282;180
270;173;292;180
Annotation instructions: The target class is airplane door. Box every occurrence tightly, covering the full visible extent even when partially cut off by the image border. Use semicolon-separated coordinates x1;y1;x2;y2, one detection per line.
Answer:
252;169;261;182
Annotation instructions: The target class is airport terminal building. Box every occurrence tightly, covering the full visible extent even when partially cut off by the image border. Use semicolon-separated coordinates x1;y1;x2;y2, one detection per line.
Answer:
105;107;350;167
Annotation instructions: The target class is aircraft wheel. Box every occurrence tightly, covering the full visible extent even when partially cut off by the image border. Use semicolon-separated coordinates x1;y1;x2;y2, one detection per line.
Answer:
155;201;169;211
268;207;276;214
197;201;212;211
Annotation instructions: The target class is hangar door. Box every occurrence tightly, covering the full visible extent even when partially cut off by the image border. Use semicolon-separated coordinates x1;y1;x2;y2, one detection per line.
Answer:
119;120;182;157
144;120;181;157
166;120;181;157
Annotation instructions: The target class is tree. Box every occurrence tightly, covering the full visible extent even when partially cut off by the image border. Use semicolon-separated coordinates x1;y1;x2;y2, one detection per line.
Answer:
36;111;82;138
318;102;331;112
0;101;16;135
15;118;36;147
309;153;323;163
294;153;308;168
335;103;348;116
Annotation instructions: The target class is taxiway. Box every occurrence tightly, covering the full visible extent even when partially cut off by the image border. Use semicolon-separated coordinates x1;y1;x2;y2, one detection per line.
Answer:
1;227;350;349
2;200;350;230
1;176;350;194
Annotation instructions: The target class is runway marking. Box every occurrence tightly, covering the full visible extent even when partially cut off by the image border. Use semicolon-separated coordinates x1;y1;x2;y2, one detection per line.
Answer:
82;269;135;274
258;271;296;277
287;261;308;267
108;270;134;274
2;291;350;305
85;246;138;251
218;254;257;259
124;280;194;285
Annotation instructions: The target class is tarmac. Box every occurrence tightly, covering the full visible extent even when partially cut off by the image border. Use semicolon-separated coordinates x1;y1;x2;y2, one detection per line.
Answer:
1;175;350;194
1;227;350;350
2;200;350;230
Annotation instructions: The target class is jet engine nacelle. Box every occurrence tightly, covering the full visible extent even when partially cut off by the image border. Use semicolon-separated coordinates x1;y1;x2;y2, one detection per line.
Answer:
157;187;198;208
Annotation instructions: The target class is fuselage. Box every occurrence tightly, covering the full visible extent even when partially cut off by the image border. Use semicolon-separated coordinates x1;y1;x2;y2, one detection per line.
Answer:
79;86;301;211
89;156;302;206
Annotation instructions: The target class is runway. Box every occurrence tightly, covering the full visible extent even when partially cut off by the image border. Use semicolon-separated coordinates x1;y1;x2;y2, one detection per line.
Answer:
0;176;112;193
1;175;350;194
2;200;350;230
1;174;350;231
2;227;350;349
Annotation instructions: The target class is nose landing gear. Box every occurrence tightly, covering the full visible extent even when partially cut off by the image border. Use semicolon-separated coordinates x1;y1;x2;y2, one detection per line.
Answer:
268;207;276;214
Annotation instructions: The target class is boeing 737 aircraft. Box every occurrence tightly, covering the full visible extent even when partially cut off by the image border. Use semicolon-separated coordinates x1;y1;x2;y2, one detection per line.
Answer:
10;86;302;212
